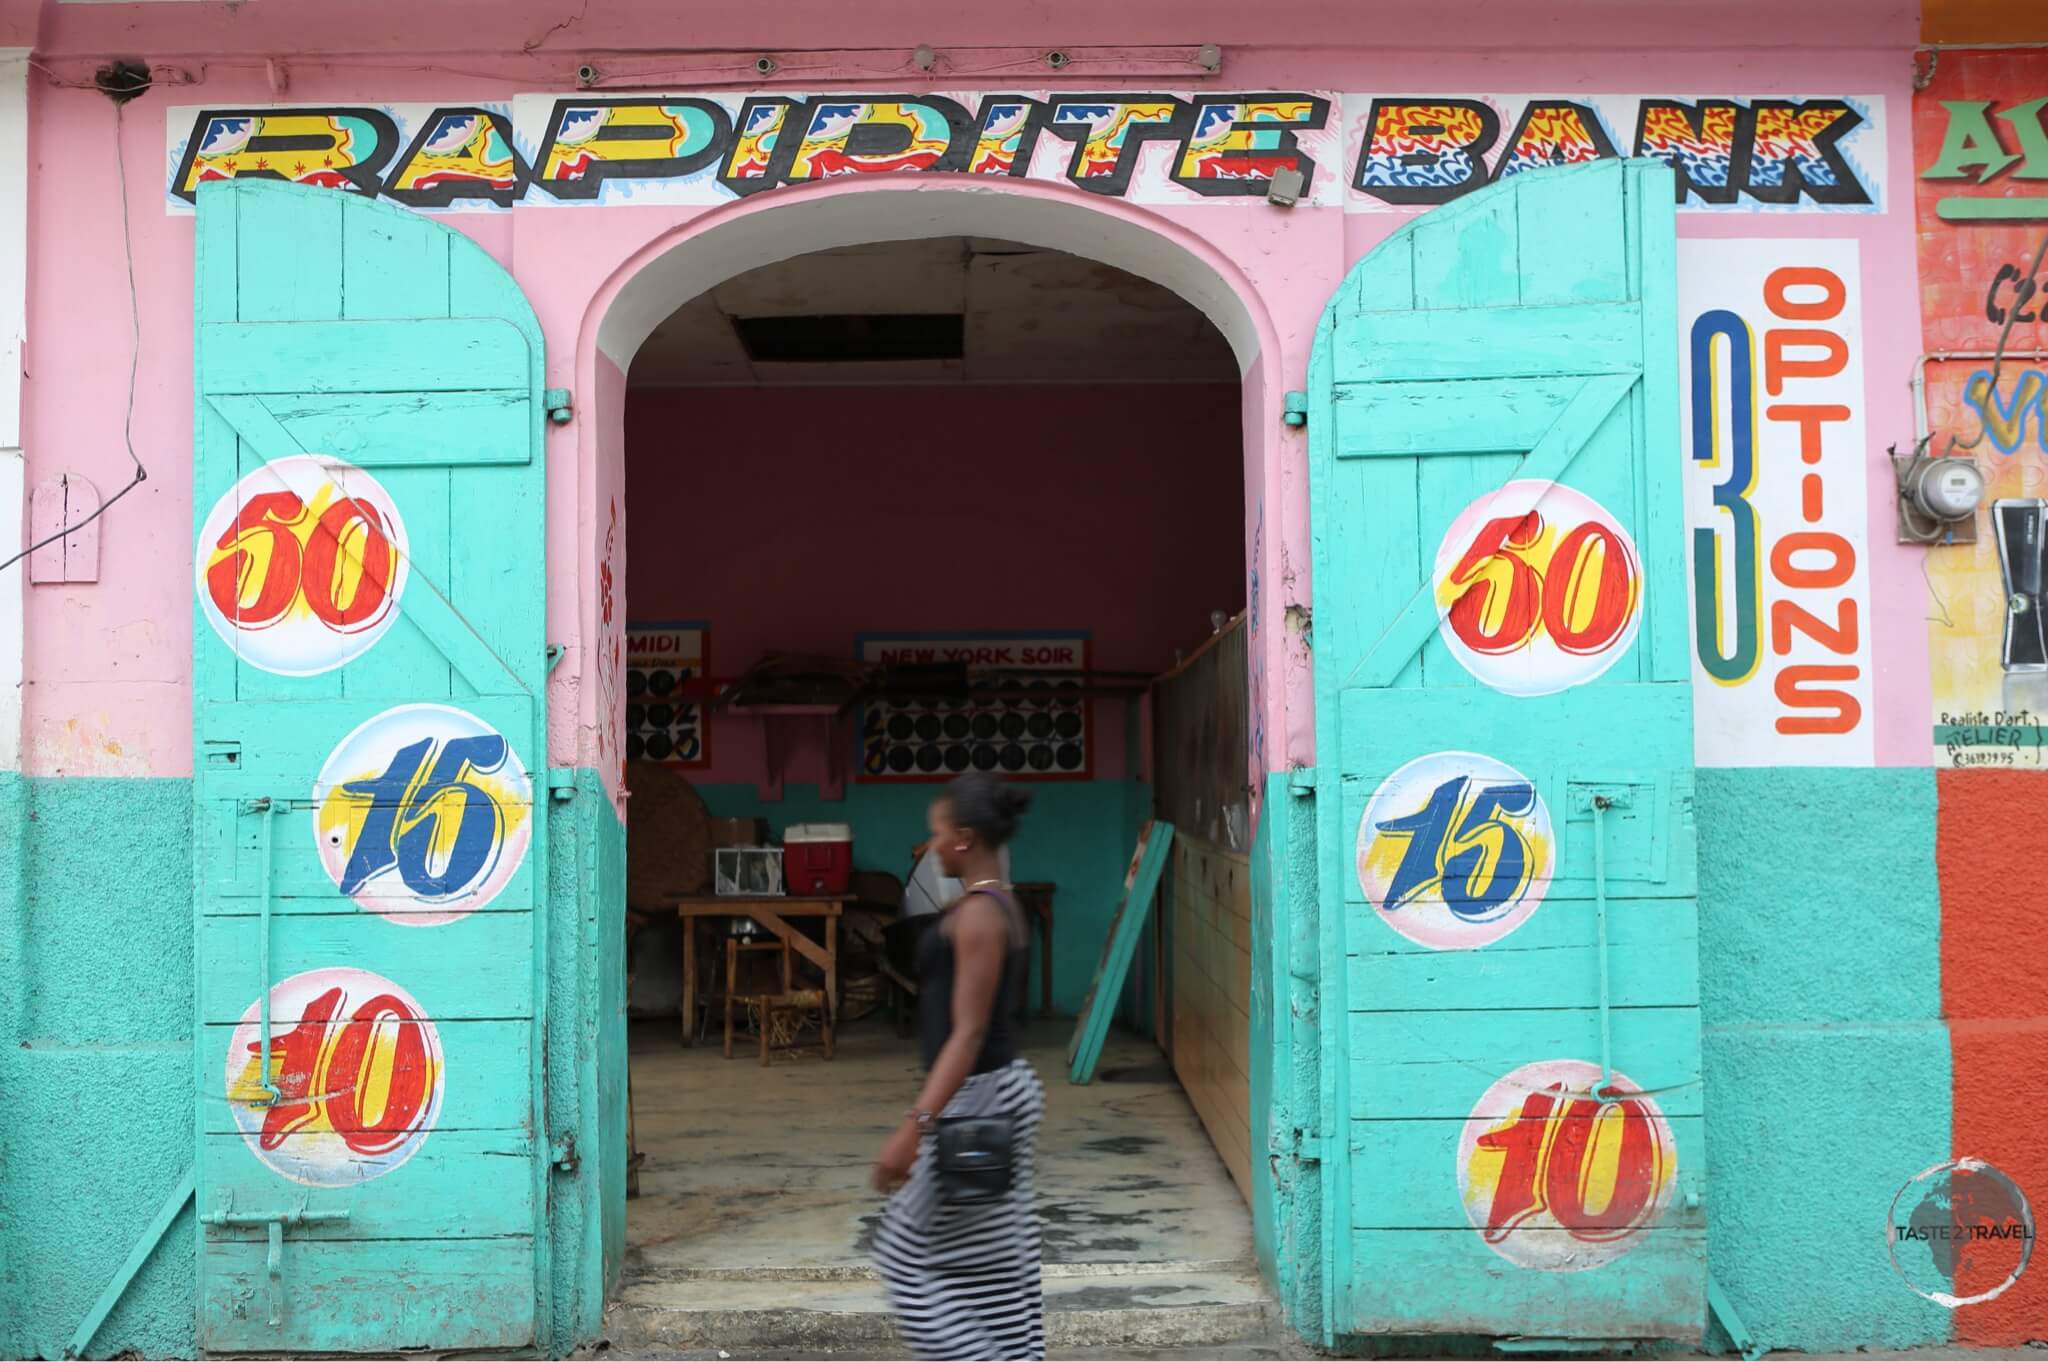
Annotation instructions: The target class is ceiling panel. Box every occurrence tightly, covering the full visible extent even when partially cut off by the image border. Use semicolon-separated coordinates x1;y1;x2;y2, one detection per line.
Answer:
628;236;1237;389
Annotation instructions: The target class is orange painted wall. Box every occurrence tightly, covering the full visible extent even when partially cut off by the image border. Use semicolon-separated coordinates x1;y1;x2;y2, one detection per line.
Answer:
1921;0;2048;44
1937;772;2048;1342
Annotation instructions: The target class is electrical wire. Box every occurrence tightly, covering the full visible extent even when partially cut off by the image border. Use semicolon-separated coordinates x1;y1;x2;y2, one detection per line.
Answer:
0;97;149;575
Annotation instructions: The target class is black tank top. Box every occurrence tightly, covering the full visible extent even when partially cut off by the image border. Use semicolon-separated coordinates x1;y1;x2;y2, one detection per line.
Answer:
917;889;1027;1073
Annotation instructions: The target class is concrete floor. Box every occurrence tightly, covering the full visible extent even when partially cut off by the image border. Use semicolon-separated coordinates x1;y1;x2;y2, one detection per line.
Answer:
610;1017;1271;1356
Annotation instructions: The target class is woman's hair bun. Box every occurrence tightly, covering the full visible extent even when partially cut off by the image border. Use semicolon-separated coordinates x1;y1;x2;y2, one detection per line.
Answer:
944;772;1032;848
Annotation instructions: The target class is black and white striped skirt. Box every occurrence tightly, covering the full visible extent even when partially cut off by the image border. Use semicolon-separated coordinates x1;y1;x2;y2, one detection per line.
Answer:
873;1060;1047;1361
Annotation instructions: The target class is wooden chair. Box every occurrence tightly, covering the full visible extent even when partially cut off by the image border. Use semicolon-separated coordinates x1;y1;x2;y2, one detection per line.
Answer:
724;929;834;1063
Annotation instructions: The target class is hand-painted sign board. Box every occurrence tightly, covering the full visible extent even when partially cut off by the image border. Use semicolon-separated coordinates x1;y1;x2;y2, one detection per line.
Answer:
164;91;1886;214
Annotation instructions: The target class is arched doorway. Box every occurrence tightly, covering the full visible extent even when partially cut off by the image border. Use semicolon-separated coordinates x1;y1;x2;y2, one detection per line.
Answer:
582;182;1285;1352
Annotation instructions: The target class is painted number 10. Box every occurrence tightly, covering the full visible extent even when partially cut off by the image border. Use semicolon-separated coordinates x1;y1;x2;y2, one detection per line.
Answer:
1477;1081;1664;1244
252;985;432;1154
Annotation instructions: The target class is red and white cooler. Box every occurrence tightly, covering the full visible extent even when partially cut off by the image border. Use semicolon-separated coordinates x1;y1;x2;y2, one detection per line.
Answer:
783;823;853;894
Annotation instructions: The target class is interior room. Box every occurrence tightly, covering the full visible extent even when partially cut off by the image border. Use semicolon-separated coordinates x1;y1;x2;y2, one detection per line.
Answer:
613;235;1265;1341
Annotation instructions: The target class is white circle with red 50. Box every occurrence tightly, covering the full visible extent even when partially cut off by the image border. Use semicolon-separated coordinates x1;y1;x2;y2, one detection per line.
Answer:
1431;480;1643;697
195;455;410;676
225;967;445;1187
313;704;532;925
1356;750;1554;950
1456;1059;1680;1271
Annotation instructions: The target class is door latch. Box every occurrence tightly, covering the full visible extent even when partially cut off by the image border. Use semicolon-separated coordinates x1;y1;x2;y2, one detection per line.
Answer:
201;1192;350;1327
550;1133;579;1173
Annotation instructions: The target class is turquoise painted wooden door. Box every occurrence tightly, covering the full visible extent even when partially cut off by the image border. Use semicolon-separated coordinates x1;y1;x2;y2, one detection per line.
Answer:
191;181;549;1352
1306;160;1704;1342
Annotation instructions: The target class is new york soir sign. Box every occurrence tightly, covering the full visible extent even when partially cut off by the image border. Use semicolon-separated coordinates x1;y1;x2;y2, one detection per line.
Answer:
163;91;1887;213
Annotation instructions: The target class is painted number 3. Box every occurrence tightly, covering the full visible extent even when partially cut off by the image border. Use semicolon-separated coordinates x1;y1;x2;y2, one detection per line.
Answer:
340;735;511;900
1376;775;1537;920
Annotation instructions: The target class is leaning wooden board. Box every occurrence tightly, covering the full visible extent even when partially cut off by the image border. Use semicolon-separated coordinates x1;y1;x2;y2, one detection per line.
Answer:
1067;820;1175;1083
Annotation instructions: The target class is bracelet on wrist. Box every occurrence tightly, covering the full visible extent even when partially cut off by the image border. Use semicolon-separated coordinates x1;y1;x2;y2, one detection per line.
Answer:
906;1108;936;1132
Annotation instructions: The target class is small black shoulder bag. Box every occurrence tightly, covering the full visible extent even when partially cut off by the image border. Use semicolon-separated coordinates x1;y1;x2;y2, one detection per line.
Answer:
934;1115;1015;1203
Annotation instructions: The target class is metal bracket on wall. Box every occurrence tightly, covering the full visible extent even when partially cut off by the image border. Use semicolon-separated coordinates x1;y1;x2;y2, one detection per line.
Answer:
1707;1273;1765;1362
1289;766;1316;796
544;387;574;425
65;1170;195;1359
199;1193;352;1328
1283;390;1309;427
548;768;578;802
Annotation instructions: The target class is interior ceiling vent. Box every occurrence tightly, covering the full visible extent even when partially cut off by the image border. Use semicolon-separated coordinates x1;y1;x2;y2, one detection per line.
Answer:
732;313;965;364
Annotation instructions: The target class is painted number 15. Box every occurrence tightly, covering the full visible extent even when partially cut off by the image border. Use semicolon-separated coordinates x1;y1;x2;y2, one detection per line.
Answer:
340;735;511;900
1376;775;1536;919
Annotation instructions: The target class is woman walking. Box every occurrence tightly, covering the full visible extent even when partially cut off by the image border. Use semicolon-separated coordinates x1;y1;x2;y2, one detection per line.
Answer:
871;773;1046;1361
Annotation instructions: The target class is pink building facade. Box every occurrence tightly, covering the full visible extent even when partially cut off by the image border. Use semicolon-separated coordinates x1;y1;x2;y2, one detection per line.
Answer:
3;0;2043;1355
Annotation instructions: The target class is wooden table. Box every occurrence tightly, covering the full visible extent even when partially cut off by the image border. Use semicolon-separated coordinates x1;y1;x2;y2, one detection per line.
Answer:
675;895;849;1047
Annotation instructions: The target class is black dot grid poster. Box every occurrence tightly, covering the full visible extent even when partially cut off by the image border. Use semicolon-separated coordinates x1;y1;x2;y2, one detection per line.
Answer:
858;632;1092;782
624;622;710;767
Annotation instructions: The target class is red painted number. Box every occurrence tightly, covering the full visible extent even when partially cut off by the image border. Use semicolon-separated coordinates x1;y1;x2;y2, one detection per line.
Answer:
206;491;395;632
1476;1081;1663;1243
249;986;432;1152
1448;513;1636;657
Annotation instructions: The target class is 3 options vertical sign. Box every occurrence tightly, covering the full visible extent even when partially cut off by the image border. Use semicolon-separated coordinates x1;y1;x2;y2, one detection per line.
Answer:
1679;239;1875;765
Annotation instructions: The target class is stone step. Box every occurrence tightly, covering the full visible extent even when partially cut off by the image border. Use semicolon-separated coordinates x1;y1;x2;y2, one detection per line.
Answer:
607;1265;1276;1355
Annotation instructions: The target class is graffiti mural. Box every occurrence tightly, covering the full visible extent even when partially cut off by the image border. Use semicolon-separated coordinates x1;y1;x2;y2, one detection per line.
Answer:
168;91;1884;214
1680;239;1875;765
624;623;709;767
1456;1059;1680;1270
1432;481;1643;698
225;967;445;1186
168;92;1338;210
1345;94;1884;212
859;632;1092;780
1356;750;1554;951
170;107;403;201
385;107;529;209
1917;53;2048;767
313;704;535;925
195;455;409;677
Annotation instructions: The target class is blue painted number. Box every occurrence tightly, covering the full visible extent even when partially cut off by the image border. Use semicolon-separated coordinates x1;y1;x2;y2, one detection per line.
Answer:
339;734;511;899
1378;776;1536;920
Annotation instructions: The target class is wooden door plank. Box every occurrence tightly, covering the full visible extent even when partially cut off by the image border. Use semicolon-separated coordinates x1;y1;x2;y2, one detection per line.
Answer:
1349;372;1635;689
1346;1228;1705;1341
200;1129;535;1240
1338;303;1644;381
1067;821;1175;1083
200;318;530;394
200;1237;537;1353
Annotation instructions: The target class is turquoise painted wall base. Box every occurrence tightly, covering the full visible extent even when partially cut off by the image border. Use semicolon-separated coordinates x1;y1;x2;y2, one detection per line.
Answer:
0;770;623;1361
1695;768;1951;1351
0;766;1958;1356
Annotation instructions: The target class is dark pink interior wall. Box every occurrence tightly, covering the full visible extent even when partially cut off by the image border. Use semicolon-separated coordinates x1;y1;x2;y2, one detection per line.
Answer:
624;382;1245;785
